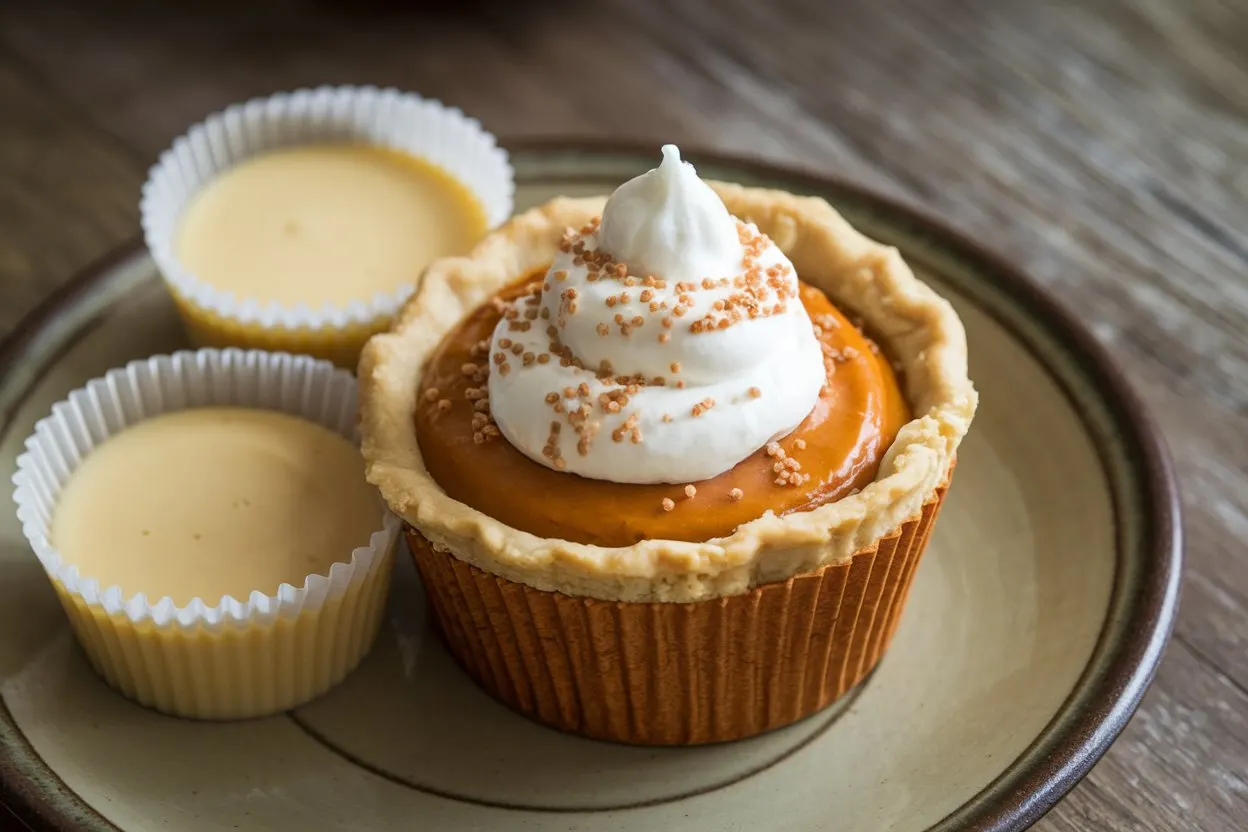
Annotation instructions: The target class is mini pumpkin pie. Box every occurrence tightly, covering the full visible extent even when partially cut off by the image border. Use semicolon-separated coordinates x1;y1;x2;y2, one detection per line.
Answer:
141;86;514;368
12;349;399;720
360;145;977;744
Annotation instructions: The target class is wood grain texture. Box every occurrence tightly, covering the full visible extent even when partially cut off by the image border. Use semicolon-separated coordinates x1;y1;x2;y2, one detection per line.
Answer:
0;0;1245;828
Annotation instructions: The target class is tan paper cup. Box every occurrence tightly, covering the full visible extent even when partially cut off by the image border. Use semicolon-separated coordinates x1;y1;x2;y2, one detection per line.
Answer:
407;471;951;745
11;348;399;719
140;85;515;367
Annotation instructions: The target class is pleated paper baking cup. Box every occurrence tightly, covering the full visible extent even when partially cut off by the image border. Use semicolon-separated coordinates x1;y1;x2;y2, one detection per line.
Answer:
11;348;400;719
409;476;950;745
140;85;515;367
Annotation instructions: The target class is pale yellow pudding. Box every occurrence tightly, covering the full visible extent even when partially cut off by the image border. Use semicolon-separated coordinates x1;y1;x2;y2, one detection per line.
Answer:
175;144;488;307
52;407;382;605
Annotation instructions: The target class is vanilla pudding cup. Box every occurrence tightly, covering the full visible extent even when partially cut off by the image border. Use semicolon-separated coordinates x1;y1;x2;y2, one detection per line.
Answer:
11;349;400;719
141;86;514;368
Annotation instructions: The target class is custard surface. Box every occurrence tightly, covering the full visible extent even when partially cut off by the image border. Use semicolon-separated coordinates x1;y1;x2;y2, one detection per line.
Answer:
52;407;382;605
176;144;487;306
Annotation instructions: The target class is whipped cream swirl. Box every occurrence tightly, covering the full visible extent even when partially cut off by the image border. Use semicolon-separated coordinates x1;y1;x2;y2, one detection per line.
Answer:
487;145;825;484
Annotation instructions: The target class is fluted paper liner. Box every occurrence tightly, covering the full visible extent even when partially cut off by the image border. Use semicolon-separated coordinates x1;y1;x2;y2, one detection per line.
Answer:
140;85;515;367
409;478;949;745
12;349;399;719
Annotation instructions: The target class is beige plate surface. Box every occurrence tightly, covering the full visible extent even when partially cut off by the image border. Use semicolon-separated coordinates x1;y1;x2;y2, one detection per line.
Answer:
0;144;1180;831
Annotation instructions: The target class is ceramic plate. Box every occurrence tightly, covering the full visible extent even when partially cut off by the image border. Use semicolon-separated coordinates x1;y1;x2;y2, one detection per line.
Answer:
0;143;1181;831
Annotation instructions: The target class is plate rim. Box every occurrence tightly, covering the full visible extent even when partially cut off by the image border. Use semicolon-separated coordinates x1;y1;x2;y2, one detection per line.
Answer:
0;138;1182;832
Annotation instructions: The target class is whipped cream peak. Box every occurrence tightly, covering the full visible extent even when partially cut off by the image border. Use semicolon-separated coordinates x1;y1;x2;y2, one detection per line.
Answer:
598;145;743;286
487;146;826;485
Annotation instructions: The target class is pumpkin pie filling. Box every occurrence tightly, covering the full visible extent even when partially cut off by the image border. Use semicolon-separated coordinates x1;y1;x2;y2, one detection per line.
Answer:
415;273;909;547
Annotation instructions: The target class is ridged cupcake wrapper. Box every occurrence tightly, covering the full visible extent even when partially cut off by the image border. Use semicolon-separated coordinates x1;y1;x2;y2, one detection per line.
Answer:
140;85;515;363
11;348;400;719
409;478;948;745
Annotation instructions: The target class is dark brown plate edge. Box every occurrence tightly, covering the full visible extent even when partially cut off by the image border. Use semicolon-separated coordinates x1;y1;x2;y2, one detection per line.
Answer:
0;138;1182;832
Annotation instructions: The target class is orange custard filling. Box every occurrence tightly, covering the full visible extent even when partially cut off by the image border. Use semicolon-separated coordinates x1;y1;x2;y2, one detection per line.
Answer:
414;272;910;547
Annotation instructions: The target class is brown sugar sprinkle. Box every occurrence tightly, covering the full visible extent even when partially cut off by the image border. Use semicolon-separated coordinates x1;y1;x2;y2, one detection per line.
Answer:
492;353;506;366
578;382;591;397
670;361;682;373
814;313;839;331
523;352;536;366
748;386;762;399
631;315;644;327
597;323;609;337
537;353;551;365
542;421;564;468
794;438;807;450
676;380;686;389
612;412;641;443
729;487;744;502
684;484;697;498
545;392;560;404
471;412;490;430
691;398;715;417
554;269;569;281
510;343;524;356
639;289;654;303
606;296;618;308
765;442;785;459
661;497;676;512
423;387;440;402
662;413;673;423
436;399;452;413
461;362;479;376
658;332;671;343
473;399;491;413
564;386;576;399
649;301;661;313
524;308;539;321
540;307;551;320
498;363;511;377
464;387;488;400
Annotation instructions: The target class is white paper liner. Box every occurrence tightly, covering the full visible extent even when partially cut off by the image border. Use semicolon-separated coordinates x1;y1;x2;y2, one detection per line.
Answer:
140;85;514;331
12;348;399;631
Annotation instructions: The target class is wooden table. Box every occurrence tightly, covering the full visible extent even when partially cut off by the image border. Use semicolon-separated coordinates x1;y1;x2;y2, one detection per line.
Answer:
1;1;1244;829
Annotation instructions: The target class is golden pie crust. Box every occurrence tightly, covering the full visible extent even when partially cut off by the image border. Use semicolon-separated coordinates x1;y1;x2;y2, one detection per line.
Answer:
359;183;977;603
